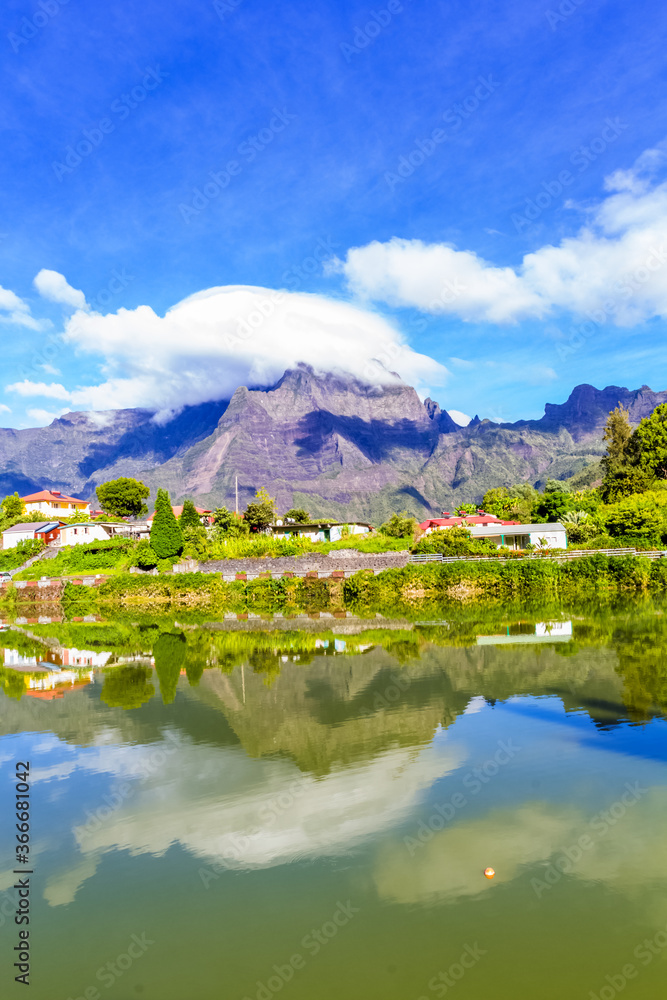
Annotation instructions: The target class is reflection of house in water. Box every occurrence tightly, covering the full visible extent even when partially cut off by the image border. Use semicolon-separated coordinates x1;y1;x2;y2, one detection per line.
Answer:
476;622;573;645
3;645;112;700
25;669;95;700
3;647;112;669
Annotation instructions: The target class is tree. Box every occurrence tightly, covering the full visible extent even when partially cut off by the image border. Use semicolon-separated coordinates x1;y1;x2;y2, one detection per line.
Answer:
182;525;208;559
482;487;511;517
629;403;667;478
1;492;24;520
601;404;633;474
544;478;570;494
213;506;246;536
153;632;187;704
150;489;184;559
455;503;478;516
96;478;150;518
284;508;310;524
244;487;276;533
599;468;652;504
604;490;667;540
179;498;202;530
534;490;573;522
380;511;416;537
100;665;154;710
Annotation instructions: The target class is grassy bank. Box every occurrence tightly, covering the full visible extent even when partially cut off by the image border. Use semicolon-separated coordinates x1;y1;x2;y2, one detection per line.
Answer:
19;554;658;618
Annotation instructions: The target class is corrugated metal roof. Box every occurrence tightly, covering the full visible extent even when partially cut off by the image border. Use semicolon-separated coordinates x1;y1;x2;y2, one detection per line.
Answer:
3;521;61;533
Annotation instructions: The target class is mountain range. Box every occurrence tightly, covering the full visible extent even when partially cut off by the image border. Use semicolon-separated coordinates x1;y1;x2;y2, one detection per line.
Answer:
1;367;665;521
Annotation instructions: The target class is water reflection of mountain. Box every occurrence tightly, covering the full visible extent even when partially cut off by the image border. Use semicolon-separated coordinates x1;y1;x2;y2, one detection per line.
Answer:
186;642;627;774
3;612;667;774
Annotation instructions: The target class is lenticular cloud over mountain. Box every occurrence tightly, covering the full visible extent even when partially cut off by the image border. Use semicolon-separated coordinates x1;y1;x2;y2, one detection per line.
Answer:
51;284;447;418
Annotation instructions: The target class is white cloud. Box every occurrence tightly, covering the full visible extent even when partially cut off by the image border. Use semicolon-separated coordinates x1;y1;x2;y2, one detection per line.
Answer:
26;407;69;424
39;363;61;376
0;403;11;413
447;409;471;426
6;380;72;400
33;269;87;310
0;284;43;330
335;146;667;326
56;285;448;416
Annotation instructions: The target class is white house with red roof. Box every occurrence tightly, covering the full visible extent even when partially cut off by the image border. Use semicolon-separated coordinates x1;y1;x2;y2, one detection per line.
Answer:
419;511;567;550
21;489;91;517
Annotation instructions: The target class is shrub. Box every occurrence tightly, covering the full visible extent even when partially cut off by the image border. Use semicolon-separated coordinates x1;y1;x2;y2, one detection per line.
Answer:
380;512;416;538
412;527;497;556
134;540;158;569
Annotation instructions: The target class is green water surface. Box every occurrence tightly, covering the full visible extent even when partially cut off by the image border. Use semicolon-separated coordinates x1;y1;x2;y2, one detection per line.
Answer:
1;601;666;999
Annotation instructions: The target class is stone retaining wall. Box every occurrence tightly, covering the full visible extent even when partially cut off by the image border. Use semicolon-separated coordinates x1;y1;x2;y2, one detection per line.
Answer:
197;550;410;581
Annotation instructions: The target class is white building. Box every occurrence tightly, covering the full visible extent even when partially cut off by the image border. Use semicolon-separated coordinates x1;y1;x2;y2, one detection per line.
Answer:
1;521;63;549
57;522;114;546
468;522;568;550
270;521;373;542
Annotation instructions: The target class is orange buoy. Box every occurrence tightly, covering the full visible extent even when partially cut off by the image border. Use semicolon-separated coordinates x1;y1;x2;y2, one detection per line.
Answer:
484;867;495;879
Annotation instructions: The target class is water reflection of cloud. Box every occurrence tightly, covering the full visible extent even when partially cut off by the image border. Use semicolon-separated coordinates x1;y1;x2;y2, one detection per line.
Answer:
373;790;667;909
36;734;466;904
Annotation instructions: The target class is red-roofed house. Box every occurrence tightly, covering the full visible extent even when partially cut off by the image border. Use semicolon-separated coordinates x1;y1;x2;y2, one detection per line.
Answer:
418;511;568;550
21;490;91;517
147;505;213;526
418;512;520;533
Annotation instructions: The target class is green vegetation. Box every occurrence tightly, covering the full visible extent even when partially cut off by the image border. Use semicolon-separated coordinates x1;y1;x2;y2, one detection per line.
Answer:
96;477;150;518
212;506;246;536
179;499;203;530
12;537;133;580
0;538;45;571
243;486;276;533
283;507;310;523
100;665;155;710
134;539;159;569
1;492;24;520
153;631;187;703
379;511;416;538
413;526;496;556
150;488;183;560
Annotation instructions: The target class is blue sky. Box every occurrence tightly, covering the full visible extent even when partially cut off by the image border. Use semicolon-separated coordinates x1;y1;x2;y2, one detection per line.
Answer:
1;0;667;427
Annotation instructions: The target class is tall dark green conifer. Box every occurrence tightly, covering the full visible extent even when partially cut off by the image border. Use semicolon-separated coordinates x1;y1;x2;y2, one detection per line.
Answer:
150;488;184;559
179;498;202;530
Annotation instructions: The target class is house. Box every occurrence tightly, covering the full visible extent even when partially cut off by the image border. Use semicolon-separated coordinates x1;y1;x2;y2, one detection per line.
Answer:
21;489;91;517
147;505;213;525
467;522;568;550
57;522;115;547
419;512;521;533
1;521;64;549
270;521;373;542
418;512;567;550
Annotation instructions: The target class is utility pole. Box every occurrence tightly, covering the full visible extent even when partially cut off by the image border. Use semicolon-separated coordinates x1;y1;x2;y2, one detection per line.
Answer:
235;476;238;515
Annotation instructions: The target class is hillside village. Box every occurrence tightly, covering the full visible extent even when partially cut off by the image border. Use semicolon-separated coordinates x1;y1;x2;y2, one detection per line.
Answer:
1;399;667;581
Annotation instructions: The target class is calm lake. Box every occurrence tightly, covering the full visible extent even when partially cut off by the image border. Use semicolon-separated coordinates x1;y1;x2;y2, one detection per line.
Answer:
1;601;667;999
